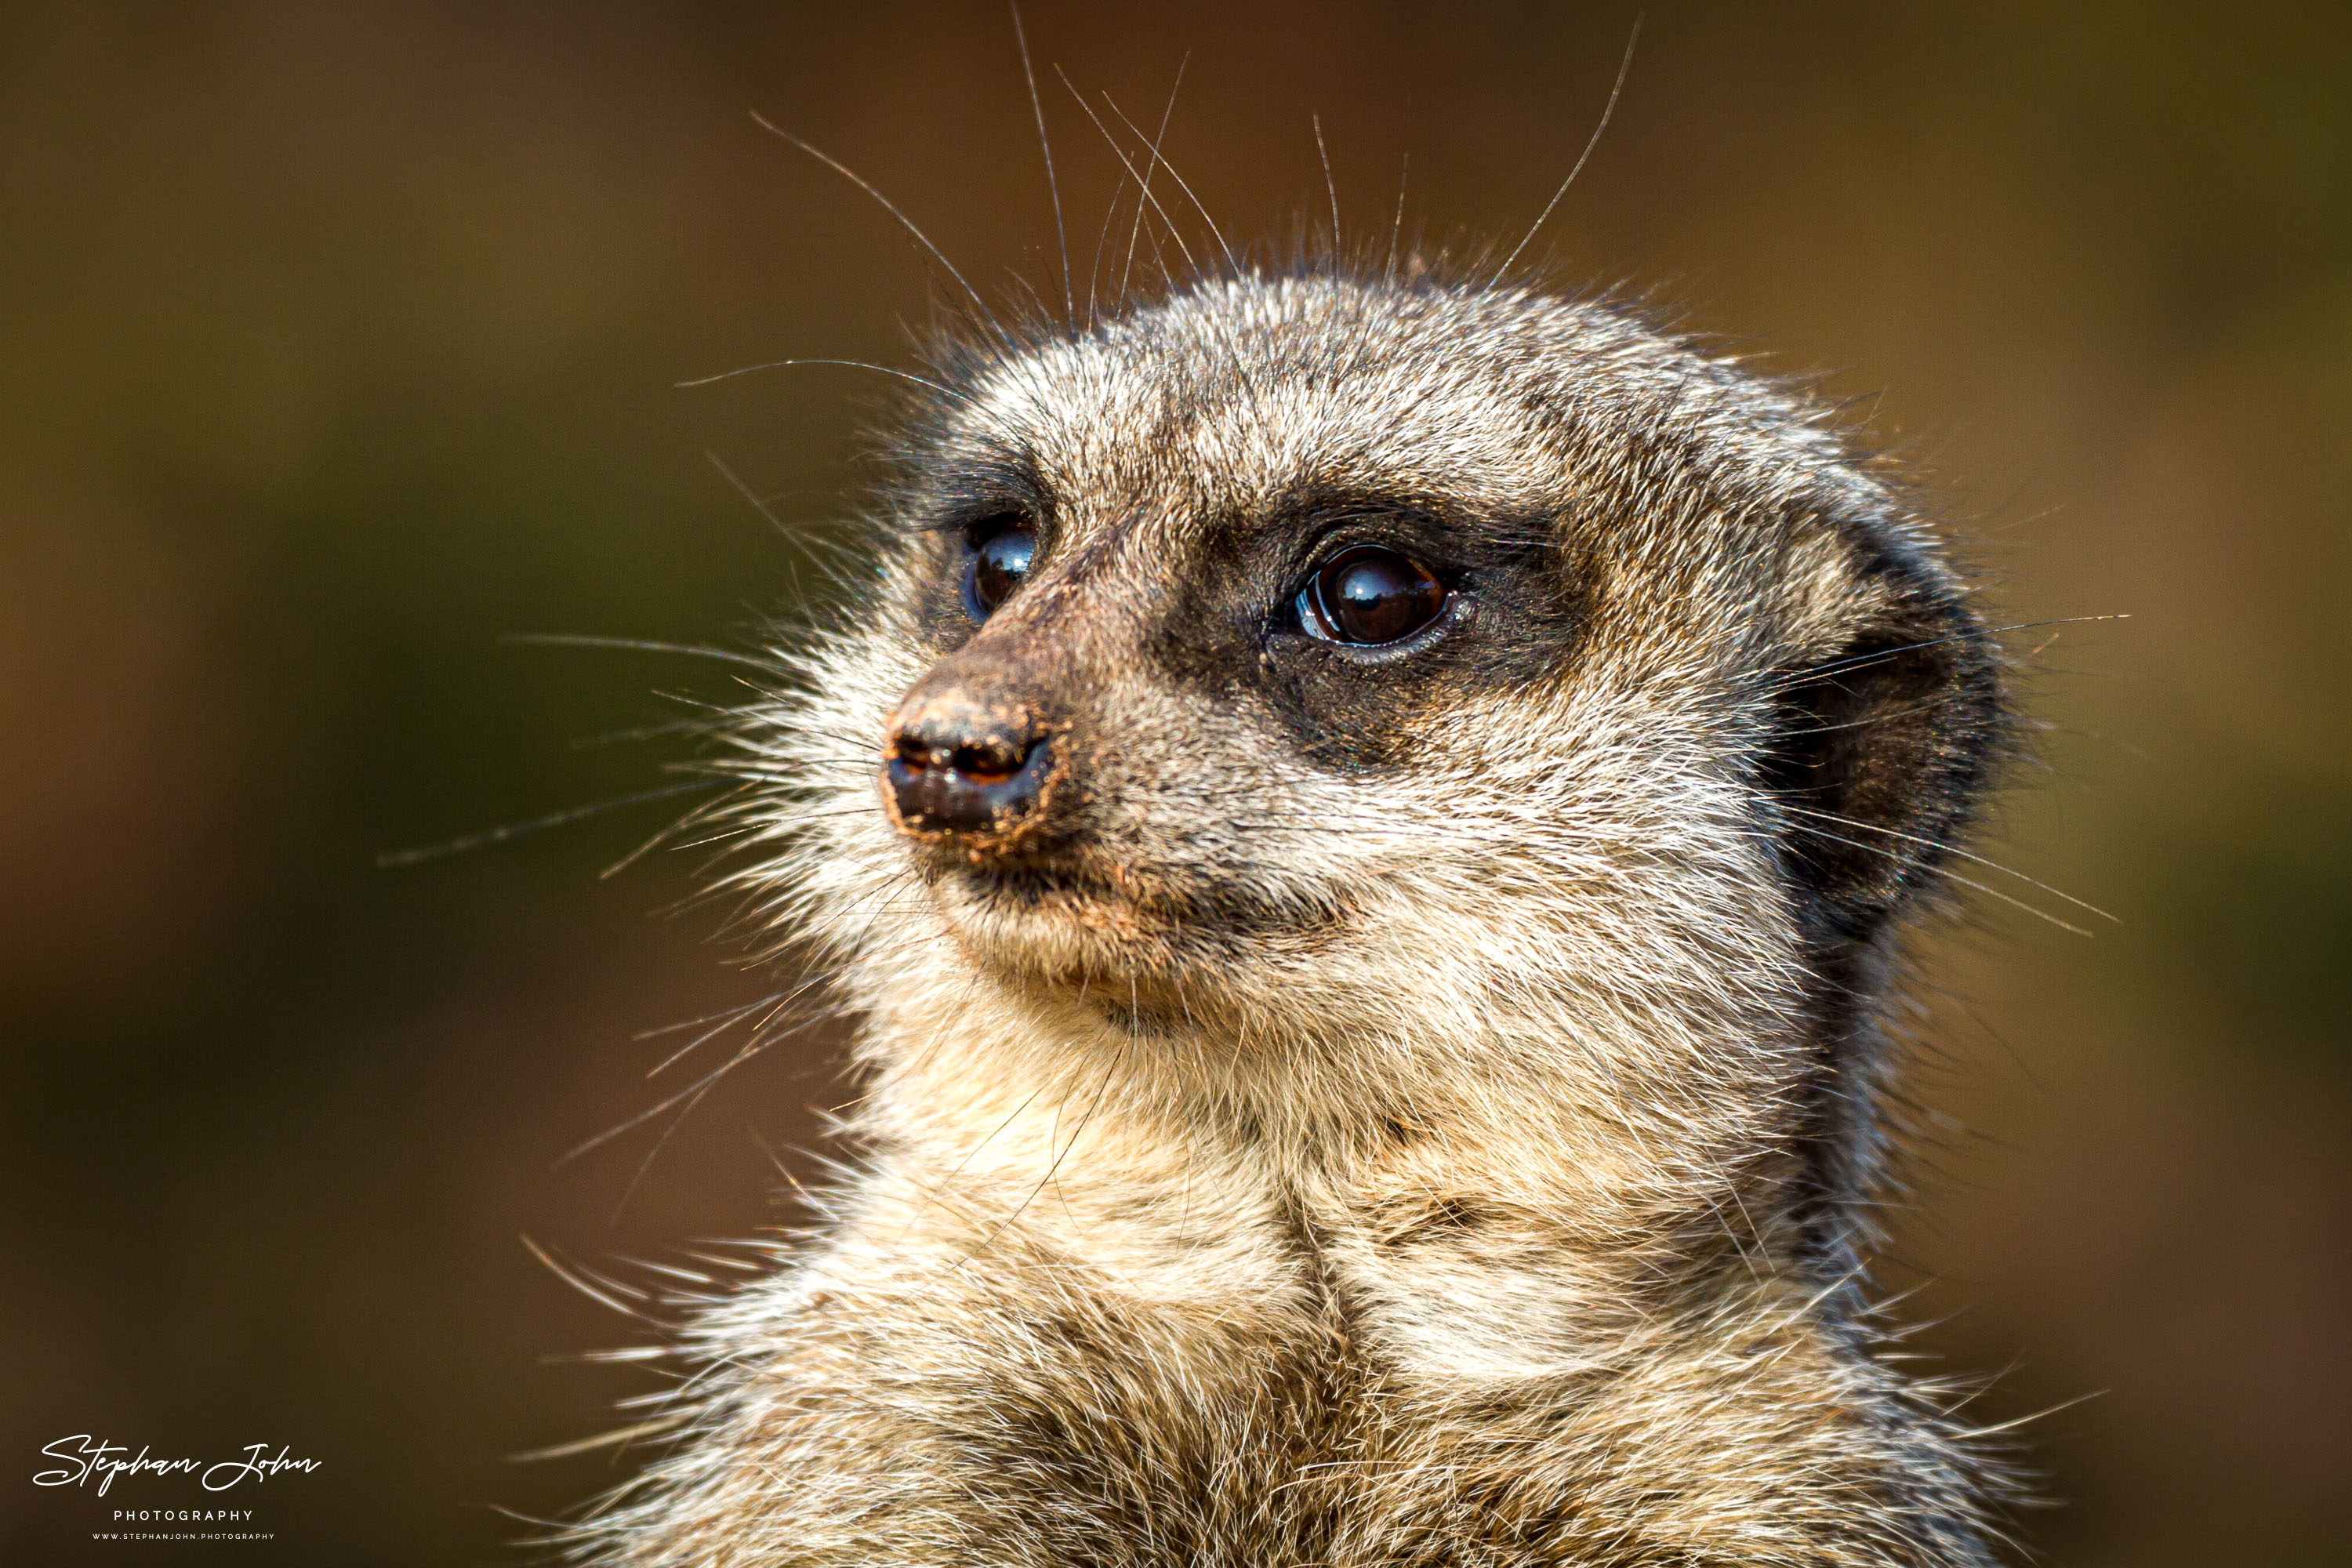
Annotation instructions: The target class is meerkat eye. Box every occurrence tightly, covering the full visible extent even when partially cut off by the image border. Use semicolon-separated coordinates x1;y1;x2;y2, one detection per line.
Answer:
1298;545;1450;647
963;514;1038;619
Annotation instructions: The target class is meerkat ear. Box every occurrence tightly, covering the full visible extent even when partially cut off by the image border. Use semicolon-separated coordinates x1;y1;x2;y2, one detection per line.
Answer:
1757;557;2007;942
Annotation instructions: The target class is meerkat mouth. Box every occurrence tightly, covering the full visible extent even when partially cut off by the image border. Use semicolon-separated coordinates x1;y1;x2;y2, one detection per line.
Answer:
922;842;1355;982
933;850;1184;946
950;853;1108;906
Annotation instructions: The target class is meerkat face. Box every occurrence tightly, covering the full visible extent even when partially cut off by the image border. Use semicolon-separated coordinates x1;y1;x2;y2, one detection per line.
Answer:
760;271;2002;1054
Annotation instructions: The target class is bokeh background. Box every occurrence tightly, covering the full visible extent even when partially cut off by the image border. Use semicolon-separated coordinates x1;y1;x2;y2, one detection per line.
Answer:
4;3;2346;1563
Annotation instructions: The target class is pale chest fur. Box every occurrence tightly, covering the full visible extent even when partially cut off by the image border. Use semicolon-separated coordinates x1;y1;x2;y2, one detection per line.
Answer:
671;1064;1855;1567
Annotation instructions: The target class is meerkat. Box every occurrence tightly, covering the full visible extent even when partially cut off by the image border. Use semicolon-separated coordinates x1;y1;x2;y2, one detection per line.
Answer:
561;193;2024;1562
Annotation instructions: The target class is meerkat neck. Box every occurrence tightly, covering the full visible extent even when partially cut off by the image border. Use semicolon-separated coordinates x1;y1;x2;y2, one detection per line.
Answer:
853;971;1834;1308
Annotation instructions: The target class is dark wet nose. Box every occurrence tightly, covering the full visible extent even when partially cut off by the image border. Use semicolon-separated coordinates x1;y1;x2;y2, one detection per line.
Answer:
881;696;1053;844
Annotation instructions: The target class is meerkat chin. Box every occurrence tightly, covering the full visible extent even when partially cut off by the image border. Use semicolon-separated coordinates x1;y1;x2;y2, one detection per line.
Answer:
568;256;2019;1565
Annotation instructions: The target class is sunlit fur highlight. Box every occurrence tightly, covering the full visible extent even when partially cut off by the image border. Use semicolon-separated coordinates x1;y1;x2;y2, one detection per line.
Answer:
564;257;2020;1566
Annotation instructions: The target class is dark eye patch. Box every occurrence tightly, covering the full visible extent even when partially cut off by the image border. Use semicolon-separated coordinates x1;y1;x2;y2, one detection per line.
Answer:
1149;493;1588;771
902;463;1055;651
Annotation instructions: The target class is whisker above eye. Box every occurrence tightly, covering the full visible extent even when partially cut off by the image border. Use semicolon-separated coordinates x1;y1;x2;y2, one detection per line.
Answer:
747;113;1006;347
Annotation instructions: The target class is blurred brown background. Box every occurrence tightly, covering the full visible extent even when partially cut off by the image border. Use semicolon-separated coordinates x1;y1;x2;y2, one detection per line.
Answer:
2;2;2345;1563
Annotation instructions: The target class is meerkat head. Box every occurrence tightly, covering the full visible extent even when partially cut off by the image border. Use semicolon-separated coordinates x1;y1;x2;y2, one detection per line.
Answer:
739;265;2005;1138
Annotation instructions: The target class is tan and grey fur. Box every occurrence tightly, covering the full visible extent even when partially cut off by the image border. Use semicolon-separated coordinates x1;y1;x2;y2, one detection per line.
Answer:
568;252;2017;1564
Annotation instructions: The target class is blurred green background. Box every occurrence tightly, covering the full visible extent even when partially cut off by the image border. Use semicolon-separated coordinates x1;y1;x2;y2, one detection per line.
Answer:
3;3;2345;1563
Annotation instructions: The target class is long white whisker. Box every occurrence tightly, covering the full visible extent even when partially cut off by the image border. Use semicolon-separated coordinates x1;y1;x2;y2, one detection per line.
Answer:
748;114;1006;344
1491;15;1642;285
1007;2;1074;334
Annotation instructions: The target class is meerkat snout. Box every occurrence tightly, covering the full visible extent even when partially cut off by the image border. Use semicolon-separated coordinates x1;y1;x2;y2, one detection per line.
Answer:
878;507;1071;849
880;689;1054;843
